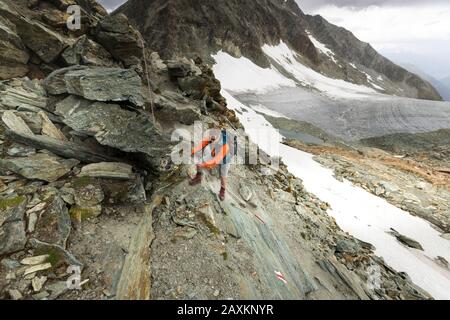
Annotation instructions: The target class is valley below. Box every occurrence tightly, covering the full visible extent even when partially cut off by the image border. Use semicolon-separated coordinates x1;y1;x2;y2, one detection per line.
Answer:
222;87;450;299
237;86;450;141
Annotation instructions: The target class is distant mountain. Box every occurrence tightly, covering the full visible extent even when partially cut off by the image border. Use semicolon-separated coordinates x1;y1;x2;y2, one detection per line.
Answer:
400;63;450;101
116;0;442;101
441;76;450;90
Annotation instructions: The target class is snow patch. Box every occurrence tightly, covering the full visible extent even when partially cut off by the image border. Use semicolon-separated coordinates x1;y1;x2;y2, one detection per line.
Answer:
307;32;338;64
262;41;378;99
223;90;450;300
250;103;290;119
212;50;295;94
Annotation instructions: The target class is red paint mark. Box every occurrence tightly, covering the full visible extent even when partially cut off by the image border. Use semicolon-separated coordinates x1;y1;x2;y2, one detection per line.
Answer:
254;214;266;224
275;271;288;284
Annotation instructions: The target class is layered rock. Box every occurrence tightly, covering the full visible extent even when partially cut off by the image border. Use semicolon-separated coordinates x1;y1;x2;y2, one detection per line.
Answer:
93;13;143;67
0;16;29;79
64;67;145;106
61;35;116;67
116;0;318;68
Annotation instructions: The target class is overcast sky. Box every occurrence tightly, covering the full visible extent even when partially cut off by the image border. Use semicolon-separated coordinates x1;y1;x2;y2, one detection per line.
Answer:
298;0;450;79
99;0;450;79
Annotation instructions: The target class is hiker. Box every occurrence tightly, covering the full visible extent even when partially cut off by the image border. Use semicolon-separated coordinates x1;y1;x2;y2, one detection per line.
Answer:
189;128;236;201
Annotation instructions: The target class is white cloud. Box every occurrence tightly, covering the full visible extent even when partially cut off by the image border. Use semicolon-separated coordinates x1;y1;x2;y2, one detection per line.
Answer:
310;4;450;78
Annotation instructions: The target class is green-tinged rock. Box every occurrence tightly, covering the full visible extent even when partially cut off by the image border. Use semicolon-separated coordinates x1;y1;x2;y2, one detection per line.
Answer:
58;101;174;171
64;67;144;106
0;196;27;255
69;205;102;220
0;16;29;79
30;238;83;269
33;196;71;248
61;35;115;67
0;153;79;182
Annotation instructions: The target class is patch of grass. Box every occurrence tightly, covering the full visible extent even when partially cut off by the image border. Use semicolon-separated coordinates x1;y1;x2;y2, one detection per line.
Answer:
221;251;228;261
35;246;64;268
0;195;26;210
71;176;93;189
69;206;97;221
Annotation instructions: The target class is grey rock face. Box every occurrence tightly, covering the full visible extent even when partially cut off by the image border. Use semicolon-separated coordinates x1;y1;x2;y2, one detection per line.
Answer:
389;229;424;251
64;67;145;106
29;238;83;267
0;16;29;79
335;239;361;255
0;80;47;111
0;153;79;182
33;196;71;248
0;196;27;255
0;1;69;65
58;101;173;171
167;60;200;78
306;15;442;101
117;0;318;68
79;162;135;180
43;65;88;95
154;94;201;125
93;13;143;67
2;111;35;135
61;35;115;67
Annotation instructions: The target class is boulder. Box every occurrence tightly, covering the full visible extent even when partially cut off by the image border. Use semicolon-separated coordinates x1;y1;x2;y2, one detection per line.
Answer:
0;153;79;182
12;16;68;63
2;111;35;135
64;67;144;106
29;238;83;268
69;182;104;218
93;14;143;67
38;111;67;141
0;80;48;111
0;16;29;79
40;9;67;29
238;182;253;202
154;94;201;125
389;229;424;251
33;196;71;248
61;35;115;67
149;52;167;73
43;65;87;95
335;239;361;255
167;60;201;78
0;195;27;255
57;101;173;171
79;162;135;180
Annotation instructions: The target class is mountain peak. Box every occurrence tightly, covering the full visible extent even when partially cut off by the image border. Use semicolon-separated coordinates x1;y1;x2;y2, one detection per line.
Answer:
117;0;442;101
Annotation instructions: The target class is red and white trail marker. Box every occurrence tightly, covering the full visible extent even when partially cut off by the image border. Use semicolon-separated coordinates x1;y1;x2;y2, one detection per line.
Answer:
275;271;288;284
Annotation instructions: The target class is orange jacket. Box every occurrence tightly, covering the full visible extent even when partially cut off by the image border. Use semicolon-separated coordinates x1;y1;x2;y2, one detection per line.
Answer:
192;138;230;170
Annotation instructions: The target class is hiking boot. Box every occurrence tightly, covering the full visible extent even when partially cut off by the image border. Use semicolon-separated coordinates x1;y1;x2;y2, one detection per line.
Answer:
189;173;202;186
219;187;226;201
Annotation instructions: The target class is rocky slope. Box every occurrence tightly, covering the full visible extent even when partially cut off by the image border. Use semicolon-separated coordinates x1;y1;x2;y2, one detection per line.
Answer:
0;0;434;300
116;0;441;101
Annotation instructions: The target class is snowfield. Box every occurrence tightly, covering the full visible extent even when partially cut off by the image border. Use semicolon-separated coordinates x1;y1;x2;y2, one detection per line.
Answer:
261;41;378;99
213;41;379;99
306;32;338;64
212;51;295;94
222;91;450;300
214;41;450;299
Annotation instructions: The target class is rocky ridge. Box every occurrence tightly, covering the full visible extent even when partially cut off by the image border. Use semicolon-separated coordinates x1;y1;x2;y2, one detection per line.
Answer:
116;0;441;100
0;0;433;300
